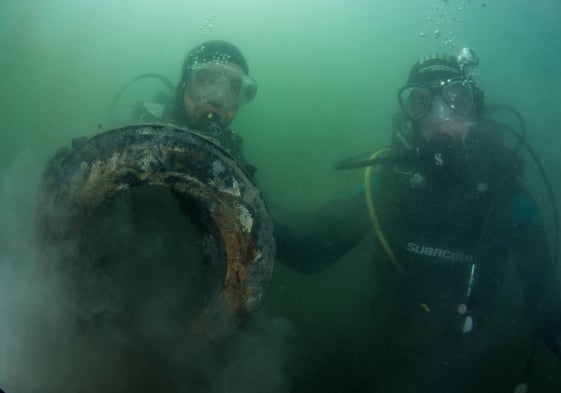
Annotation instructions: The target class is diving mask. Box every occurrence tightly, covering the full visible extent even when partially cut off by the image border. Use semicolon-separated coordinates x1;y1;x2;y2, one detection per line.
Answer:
184;63;257;108
399;79;475;121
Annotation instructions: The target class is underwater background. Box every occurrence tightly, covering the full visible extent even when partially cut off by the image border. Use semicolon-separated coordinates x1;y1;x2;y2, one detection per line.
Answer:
1;0;561;391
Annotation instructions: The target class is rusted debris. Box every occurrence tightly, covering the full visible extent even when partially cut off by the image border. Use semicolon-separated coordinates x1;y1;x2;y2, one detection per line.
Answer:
37;124;275;323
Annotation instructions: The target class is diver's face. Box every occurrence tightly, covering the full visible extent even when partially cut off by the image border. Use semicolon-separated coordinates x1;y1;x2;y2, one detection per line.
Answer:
419;96;473;142
183;62;244;128
399;79;476;142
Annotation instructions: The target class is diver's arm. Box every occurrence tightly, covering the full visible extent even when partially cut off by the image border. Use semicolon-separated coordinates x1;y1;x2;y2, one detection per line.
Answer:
275;191;371;273
510;190;561;360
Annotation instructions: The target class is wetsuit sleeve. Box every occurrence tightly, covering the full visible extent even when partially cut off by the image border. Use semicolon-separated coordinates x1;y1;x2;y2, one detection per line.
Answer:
275;190;372;273
509;188;561;359
227;132;257;177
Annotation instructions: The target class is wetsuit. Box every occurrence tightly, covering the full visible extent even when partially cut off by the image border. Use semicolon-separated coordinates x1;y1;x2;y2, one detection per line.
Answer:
276;123;561;392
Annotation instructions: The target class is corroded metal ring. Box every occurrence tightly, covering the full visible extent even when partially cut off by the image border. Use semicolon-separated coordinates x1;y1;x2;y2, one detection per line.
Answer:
37;124;274;318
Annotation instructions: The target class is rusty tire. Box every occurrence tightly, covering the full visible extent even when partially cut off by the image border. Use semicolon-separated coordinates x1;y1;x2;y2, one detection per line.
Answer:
37;124;275;318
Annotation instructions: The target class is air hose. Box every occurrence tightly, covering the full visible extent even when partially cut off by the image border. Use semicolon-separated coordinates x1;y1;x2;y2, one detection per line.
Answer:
363;148;405;277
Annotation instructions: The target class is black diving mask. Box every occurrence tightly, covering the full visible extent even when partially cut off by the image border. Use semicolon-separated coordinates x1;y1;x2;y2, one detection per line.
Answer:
399;79;475;121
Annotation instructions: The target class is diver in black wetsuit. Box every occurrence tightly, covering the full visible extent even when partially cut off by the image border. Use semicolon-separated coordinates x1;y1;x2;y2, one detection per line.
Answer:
120;40;258;176
276;52;561;392
167;40;257;175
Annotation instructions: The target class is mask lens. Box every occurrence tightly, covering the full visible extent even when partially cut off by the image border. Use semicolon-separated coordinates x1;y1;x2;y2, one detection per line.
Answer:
399;86;432;120
233;75;257;104
193;69;221;93
187;64;257;107
441;80;474;116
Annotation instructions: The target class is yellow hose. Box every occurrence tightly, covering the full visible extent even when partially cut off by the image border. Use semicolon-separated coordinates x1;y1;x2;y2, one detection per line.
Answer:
364;149;405;277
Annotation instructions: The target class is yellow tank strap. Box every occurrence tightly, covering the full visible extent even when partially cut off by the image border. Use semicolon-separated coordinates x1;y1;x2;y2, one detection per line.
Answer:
364;149;405;277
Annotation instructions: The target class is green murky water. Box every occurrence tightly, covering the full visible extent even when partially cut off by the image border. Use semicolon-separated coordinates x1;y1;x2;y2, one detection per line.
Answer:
1;0;560;391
